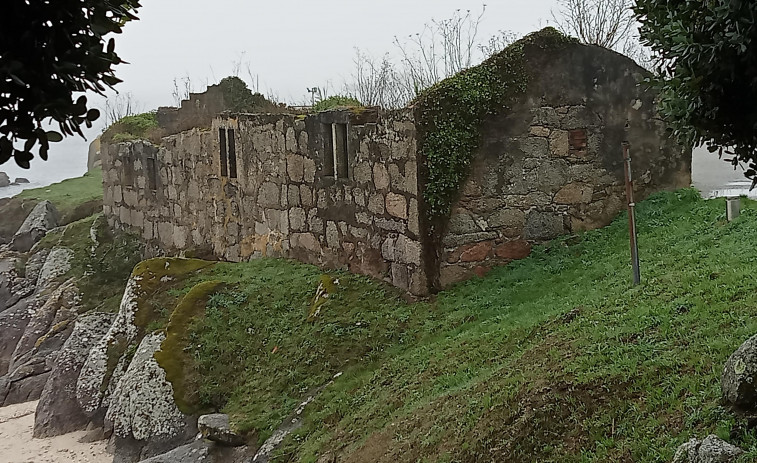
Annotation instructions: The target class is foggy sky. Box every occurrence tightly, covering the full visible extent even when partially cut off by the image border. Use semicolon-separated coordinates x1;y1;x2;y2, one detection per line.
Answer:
6;0;561;179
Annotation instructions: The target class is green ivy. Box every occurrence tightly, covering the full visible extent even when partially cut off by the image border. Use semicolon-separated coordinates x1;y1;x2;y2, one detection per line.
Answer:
414;27;576;221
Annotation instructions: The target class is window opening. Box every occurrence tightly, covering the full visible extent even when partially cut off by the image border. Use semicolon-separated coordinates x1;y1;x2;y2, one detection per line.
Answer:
228;128;237;179
219;128;228;177
123;153;134;187
333;123;349;178
146;157;157;191
569;129;588;156
322;123;334;176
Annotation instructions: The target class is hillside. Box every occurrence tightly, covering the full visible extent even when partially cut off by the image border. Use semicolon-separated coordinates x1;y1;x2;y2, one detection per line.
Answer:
4;175;757;462
144;189;757;462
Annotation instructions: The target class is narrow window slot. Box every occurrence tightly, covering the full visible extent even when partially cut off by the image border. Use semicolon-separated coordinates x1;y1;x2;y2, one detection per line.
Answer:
147;157;157;191
228;128;237;179
219;128;228;177
323;123;335;176
334;123;349;178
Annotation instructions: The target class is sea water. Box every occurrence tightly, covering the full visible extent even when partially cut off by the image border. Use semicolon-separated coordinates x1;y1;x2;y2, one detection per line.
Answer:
0;138;89;199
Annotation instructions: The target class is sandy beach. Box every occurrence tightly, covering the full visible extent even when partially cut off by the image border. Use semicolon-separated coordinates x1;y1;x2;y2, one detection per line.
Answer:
0;401;109;463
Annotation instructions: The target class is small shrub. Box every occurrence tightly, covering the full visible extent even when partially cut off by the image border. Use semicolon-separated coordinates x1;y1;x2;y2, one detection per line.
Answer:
313;95;363;112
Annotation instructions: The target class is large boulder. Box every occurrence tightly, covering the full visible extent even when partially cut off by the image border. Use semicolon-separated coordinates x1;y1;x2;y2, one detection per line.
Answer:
77;258;213;420
0;279;79;406
10;200;59;252
88;136;102;171
137;441;212;463
77;273;144;418
722;334;757;413
0;297;37;375
0;172;10;188
672;435;743;463
0;252;35;313
9;278;79;371
34;312;115;438
107;333;197;463
35;247;74;292
198;414;245;447
23;248;50;290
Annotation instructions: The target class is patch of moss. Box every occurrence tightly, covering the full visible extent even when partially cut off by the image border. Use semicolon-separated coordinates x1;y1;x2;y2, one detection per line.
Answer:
155;280;225;415
130;258;216;332
414;27;576;221
34;319;71;349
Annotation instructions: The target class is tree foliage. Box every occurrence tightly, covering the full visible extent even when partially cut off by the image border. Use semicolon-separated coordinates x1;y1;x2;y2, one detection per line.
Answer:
0;0;140;168
635;0;757;184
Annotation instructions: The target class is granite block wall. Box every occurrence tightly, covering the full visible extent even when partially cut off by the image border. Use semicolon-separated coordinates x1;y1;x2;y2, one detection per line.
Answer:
102;109;429;294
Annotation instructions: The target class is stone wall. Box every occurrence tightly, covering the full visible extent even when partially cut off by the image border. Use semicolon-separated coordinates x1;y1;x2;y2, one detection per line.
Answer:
437;43;691;287
102;39;692;295
102;109;428;294
155;85;227;137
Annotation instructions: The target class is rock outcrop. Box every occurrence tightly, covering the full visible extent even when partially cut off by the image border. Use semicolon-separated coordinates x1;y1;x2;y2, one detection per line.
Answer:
671;435;743;463
722;334;757;413
137;441;212;463
77;273;143;418
0;172;9;188
0;252;35;313
198;414;245;447
107;333;196;463
35;247;74;292
10;200;59;252
0;298;36;376
0;279;79;406
34;312;115;438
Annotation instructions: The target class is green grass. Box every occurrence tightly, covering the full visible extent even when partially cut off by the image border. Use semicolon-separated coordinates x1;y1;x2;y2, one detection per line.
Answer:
169;189;757;462
16;168;103;222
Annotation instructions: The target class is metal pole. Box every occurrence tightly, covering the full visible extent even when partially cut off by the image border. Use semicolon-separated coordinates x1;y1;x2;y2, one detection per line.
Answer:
622;141;641;286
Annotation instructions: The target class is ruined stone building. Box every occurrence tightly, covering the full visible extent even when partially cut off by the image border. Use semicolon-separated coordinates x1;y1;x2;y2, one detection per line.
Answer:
102;29;691;295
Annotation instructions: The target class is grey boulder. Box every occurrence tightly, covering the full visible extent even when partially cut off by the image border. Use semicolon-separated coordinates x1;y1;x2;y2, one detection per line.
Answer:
34;312;115;438
11;200;59;252
35;247;74;293
722;334;757;413
672;435;743;463
198;414;246;447
137;441;212;463
0;172;9;188
107;333;197;463
0;297;37;376
14;178;30;184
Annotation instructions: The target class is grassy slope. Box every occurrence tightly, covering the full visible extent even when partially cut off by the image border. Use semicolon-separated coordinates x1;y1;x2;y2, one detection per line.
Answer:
173;190;757;463
16;167;103;220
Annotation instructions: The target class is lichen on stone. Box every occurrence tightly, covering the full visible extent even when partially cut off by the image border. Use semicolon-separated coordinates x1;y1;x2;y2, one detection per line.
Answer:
105;332;186;440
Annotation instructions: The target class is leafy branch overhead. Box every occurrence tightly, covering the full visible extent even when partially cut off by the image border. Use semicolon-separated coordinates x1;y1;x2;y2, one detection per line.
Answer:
634;0;757;186
0;0;141;168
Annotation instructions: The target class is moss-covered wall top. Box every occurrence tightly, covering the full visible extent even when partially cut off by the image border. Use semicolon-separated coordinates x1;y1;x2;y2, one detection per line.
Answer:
413;27;577;222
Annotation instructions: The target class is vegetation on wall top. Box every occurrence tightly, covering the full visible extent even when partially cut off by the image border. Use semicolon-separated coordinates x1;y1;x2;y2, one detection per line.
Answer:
313;95;363;113
102;111;159;143
414;27;577;221
218;76;276;113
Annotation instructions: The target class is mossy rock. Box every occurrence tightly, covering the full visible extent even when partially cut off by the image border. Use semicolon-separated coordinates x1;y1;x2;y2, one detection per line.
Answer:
130;257;215;332
155;280;225;415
